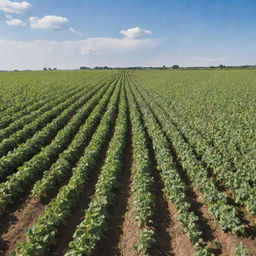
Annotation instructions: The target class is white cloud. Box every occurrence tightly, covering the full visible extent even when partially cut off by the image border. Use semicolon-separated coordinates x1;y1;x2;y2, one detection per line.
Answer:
120;27;152;39
5;15;25;26
29;15;69;31
0;36;161;70
0;0;31;14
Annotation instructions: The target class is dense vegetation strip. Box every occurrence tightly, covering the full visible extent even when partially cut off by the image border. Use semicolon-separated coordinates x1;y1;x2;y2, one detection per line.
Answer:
0;81;85;130
65;78;128;256
0;80;111;180
0;71;113;116
132;77;245;235
140;83;256;215
128;80;211;255
0;96;55;130
0;75;110;129
126;82;155;255
0;84;99;159
32;76;118;199
0;81;94;143
14;76;121;256
0;78;119;211
133;70;256;215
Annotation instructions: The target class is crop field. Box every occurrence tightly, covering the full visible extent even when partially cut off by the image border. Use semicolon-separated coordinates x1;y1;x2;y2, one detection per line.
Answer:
0;69;255;256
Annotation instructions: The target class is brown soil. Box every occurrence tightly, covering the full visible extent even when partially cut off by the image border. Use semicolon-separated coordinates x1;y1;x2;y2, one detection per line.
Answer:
119;195;139;256
168;203;196;256
0;195;45;255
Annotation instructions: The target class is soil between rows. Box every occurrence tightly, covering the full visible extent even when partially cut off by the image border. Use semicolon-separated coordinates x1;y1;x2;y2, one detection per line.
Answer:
0;195;45;255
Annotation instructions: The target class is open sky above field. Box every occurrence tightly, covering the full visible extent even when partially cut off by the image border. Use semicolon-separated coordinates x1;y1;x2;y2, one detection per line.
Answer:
1;0;256;70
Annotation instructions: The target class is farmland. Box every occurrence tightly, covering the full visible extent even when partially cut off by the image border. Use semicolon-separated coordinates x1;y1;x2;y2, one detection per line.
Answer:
0;69;255;256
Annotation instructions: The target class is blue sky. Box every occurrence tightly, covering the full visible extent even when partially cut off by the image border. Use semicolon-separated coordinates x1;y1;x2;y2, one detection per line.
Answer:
0;0;256;69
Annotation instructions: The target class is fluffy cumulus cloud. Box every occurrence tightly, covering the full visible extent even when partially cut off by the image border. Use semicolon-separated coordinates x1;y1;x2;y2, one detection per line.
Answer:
29;15;69;31
0;29;161;70
0;0;31;14
120;27;152;39
5;15;25;26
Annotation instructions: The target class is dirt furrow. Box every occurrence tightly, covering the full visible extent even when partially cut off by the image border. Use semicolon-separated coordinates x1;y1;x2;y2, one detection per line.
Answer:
119;194;140;256
167;202;196;256
0;195;45;255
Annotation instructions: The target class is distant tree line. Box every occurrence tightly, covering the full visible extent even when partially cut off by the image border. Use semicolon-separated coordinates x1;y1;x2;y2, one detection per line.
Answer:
79;65;180;70
77;64;256;71
43;68;57;71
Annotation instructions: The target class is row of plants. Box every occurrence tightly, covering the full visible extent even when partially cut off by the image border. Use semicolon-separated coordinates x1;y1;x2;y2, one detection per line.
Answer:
14;76;122;255
0;80;111;180
32;77;119;199
134;70;256;214
188;96;256;188
128;81;212;255
0;97;36;118
65;83;128;256
204;115;256;205
0;80;93;143
126;84;155;255
0;96;54;130
0;74;110;130
132;77;245;235
0;83;47;117
132;71;254;256
0;69;106;117
146;88;256;215
0;80;84;130
0;82;102;159
0;78;120;211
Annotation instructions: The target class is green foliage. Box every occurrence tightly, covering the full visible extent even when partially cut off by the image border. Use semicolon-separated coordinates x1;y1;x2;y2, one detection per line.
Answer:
235;242;250;256
66;81;127;255
11;77;121;255
0;69;254;255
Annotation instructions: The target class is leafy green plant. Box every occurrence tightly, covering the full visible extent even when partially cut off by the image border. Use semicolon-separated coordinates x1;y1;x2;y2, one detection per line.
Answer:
235;242;250;256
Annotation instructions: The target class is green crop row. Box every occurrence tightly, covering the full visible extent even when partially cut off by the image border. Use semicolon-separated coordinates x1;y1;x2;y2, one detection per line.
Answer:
0;82;99;158
65;80;128;255
32;76;118;199
126;83;155;255
0;80;108;180
132;76;245;235
0;79;87;130
0;77;119;211
145;87;256;215
14;75;122;256
128;80;212;255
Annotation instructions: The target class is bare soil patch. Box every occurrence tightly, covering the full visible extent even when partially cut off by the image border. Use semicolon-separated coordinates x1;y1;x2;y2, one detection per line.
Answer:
0;195;45;255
